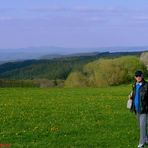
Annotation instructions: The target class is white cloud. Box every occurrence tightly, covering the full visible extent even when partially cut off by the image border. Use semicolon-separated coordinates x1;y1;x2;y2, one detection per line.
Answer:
29;6;128;14
29;7;69;12
85;16;106;22
133;16;148;21
1;6;148;26
0;16;15;21
0;8;15;13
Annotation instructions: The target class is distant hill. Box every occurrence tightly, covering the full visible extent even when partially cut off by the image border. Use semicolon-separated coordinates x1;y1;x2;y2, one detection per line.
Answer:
0;51;143;80
0;46;147;63
40;52;102;59
0;46;69;62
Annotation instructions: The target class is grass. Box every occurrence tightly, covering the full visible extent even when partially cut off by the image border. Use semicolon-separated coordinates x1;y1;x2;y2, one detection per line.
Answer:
0;85;147;148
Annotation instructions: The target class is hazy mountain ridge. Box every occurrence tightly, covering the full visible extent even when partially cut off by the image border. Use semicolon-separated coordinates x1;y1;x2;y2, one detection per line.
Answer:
0;51;143;80
0;46;147;63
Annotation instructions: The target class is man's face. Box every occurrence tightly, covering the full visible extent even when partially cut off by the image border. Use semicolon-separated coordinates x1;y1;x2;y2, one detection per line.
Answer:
135;75;143;83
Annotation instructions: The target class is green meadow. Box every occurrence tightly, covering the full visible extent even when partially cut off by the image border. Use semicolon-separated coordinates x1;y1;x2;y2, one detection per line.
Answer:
0;85;148;148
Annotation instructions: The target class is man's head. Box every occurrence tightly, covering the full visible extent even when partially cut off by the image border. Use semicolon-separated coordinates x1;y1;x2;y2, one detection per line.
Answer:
134;70;143;83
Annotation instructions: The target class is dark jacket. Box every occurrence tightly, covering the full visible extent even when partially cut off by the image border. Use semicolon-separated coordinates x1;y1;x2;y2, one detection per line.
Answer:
131;80;148;114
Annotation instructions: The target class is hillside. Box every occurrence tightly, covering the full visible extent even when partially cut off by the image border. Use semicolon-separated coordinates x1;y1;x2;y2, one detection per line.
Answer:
0;51;142;80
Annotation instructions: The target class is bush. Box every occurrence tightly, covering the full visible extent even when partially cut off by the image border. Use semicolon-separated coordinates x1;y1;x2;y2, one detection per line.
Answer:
33;79;64;88
64;72;88;87
140;52;148;71
0;79;39;87
65;56;147;87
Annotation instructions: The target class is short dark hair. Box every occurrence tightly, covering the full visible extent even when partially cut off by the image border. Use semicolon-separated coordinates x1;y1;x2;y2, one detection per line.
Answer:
135;70;143;77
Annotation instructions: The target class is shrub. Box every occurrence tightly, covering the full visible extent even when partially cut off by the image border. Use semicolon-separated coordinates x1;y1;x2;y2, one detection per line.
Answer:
65;56;147;87
64;71;88;87
140;52;148;71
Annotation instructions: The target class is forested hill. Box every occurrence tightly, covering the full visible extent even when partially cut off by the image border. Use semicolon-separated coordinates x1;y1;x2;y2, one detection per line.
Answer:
0;51;142;80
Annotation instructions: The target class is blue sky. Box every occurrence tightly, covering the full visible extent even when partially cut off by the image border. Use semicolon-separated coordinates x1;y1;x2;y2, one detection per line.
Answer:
0;0;148;49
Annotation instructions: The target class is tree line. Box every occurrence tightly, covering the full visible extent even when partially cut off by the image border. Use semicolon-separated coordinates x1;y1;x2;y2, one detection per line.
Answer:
65;56;147;87
0;52;147;87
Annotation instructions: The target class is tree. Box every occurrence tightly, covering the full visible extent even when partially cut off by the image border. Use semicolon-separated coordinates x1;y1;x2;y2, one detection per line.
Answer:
140;52;148;71
65;56;147;87
64;71;88;87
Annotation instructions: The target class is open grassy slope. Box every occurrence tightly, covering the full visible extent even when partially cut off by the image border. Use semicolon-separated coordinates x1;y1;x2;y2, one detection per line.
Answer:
0;85;147;148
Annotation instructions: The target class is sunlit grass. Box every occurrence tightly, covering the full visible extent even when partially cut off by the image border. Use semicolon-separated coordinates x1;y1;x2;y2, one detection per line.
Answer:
0;85;147;147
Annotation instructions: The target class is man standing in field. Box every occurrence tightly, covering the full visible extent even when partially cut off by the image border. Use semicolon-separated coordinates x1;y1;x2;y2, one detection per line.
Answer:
131;70;148;148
